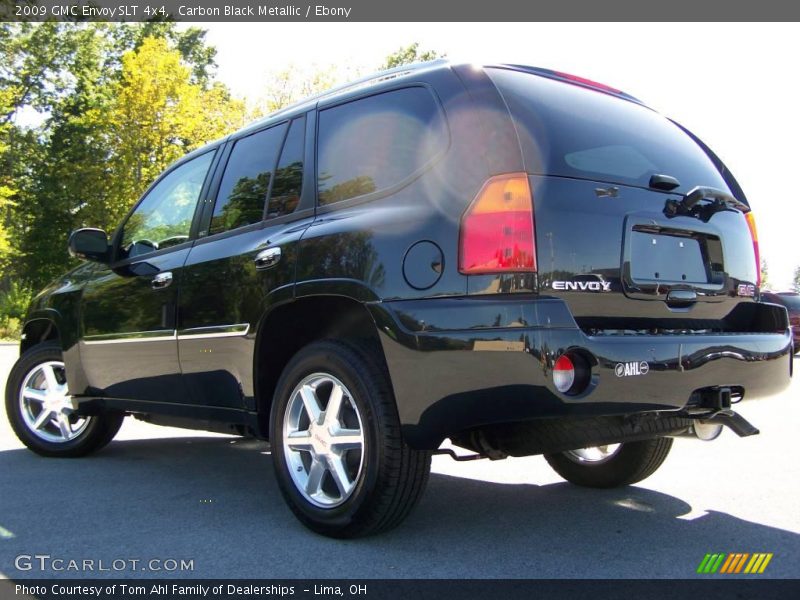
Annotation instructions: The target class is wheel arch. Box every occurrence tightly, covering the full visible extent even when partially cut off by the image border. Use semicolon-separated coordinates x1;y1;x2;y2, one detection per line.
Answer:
20;311;63;355
252;291;389;439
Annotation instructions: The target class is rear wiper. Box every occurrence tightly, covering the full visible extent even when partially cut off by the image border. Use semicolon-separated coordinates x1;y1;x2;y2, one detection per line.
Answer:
664;186;749;222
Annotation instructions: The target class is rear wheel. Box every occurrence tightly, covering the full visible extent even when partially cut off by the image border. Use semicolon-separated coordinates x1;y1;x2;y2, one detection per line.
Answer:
270;339;431;538
544;438;673;488
5;342;124;457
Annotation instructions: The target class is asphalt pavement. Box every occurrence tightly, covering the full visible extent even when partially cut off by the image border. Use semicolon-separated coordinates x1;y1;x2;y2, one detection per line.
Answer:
0;342;798;579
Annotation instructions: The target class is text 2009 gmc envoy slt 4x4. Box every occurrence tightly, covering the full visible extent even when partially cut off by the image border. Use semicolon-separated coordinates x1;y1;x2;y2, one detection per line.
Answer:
6;61;792;537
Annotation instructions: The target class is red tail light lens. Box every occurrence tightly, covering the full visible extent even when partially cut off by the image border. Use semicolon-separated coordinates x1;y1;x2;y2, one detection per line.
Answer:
553;355;576;393
458;173;536;274
745;211;760;287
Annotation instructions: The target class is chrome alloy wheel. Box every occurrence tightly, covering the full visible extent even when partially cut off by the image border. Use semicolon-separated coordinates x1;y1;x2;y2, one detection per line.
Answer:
564;444;621;464
282;373;365;508
18;361;90;443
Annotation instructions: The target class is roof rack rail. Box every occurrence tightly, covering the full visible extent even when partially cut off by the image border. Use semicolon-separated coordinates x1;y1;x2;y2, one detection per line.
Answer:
262;58;450;121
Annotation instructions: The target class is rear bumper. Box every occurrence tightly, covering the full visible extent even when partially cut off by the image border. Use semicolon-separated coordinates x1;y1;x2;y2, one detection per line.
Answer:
370;297;793;449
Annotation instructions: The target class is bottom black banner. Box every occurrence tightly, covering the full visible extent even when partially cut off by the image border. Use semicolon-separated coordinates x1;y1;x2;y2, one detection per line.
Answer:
2;579;800;600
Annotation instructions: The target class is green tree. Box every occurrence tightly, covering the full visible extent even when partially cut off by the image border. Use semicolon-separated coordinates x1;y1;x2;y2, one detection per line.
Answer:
0;23;78;274
104;37;245;226
792;266;800;293
760;257;769;289
256;64;340;113
5;24;245;289
381;42;445;70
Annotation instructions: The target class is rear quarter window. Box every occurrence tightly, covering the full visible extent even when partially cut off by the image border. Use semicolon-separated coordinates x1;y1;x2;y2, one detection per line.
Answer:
487;68;729;193
317;87;447;205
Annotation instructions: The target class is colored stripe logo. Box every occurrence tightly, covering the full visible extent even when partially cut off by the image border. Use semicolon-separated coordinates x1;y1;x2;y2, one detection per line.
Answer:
697;553;773;574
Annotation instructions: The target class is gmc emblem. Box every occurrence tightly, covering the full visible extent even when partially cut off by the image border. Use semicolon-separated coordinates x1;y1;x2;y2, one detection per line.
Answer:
737;284;756;297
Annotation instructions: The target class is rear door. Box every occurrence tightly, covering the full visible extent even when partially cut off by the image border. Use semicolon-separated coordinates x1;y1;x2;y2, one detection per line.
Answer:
487;68;759;329
177;115;314;409
80;150;216;401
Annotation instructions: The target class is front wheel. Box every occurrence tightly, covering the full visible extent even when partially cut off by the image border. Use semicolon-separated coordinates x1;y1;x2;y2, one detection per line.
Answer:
544;438;673;488
270;340;431;538
5;342;124;457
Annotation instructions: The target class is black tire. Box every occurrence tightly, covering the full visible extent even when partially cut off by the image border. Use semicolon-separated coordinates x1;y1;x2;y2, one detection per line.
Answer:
544;437;673;488
270;339;431;538
5;342;124;457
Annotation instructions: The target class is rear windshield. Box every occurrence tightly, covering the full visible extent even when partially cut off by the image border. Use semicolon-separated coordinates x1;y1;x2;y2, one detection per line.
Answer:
487;68;729;194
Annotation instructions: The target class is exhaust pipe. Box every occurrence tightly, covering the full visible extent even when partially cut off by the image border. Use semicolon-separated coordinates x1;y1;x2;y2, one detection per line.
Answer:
691;420;724;441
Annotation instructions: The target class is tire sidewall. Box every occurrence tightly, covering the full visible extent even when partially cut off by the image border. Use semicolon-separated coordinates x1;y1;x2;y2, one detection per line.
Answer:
270;342;384;531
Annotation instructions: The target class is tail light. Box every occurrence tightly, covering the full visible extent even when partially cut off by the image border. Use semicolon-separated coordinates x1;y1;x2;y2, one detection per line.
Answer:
745;211;760;287
458;173;536;274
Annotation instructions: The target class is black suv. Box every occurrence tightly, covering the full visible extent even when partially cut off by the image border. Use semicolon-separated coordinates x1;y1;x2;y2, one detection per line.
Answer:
6;61;793;537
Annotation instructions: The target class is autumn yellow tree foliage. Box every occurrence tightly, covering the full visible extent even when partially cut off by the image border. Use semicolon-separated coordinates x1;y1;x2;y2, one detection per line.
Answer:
104;37;245;225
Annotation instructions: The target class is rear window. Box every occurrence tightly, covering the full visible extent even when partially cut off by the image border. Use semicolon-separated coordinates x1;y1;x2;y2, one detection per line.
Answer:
487;68;729;193
317;87;447;205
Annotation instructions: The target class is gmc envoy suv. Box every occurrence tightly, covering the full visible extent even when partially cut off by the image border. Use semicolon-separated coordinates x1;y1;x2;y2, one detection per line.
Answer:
6;61;792;537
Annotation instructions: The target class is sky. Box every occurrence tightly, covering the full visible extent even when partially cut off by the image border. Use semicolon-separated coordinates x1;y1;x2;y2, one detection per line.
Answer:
199;23;797;288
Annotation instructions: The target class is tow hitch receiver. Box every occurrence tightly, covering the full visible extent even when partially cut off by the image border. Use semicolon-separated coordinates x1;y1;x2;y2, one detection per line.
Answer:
688;386;759;438
698;410;760;438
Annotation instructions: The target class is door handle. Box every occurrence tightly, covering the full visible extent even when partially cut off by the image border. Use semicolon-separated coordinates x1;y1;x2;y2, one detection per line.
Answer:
151;271;173;290
254;247;281;270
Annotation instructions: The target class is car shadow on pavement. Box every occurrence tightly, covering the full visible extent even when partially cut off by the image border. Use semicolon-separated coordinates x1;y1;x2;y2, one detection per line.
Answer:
0;435;798;579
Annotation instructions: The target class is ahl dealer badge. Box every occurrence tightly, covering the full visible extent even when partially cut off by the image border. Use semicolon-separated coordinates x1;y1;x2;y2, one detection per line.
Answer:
615;361;650;377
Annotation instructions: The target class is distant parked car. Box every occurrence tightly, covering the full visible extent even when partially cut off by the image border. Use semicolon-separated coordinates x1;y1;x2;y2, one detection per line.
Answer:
761;292;800;353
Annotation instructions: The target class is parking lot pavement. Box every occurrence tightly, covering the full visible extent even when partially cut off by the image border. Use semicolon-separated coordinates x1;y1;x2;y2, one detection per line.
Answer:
0;342;798;579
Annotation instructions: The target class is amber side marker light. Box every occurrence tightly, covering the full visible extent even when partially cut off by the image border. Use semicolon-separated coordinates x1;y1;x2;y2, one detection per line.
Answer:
458;173;536;275
745;211;761;287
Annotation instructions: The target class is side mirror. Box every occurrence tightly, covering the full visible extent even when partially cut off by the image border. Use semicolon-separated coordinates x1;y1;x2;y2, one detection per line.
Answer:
68;228;111;263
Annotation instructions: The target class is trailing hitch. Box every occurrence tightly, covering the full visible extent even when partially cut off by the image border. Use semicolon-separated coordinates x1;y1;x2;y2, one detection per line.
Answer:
684;385;760;439
696;410;760;438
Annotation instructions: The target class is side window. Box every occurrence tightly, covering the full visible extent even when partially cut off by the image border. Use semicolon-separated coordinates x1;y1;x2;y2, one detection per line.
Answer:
266;117;305;219
317;87;446;206
209;123;287;235
120;151;214;259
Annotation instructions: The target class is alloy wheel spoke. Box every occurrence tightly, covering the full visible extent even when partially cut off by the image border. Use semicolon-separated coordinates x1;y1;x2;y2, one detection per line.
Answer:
55;412;72;439
299;385;322;424
23;388;48;403
33;409;53;430
327;455;353;497
42;364;60;393
330;428;362;450
323;383;344;427
286;430;314;451
305;458;326;497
